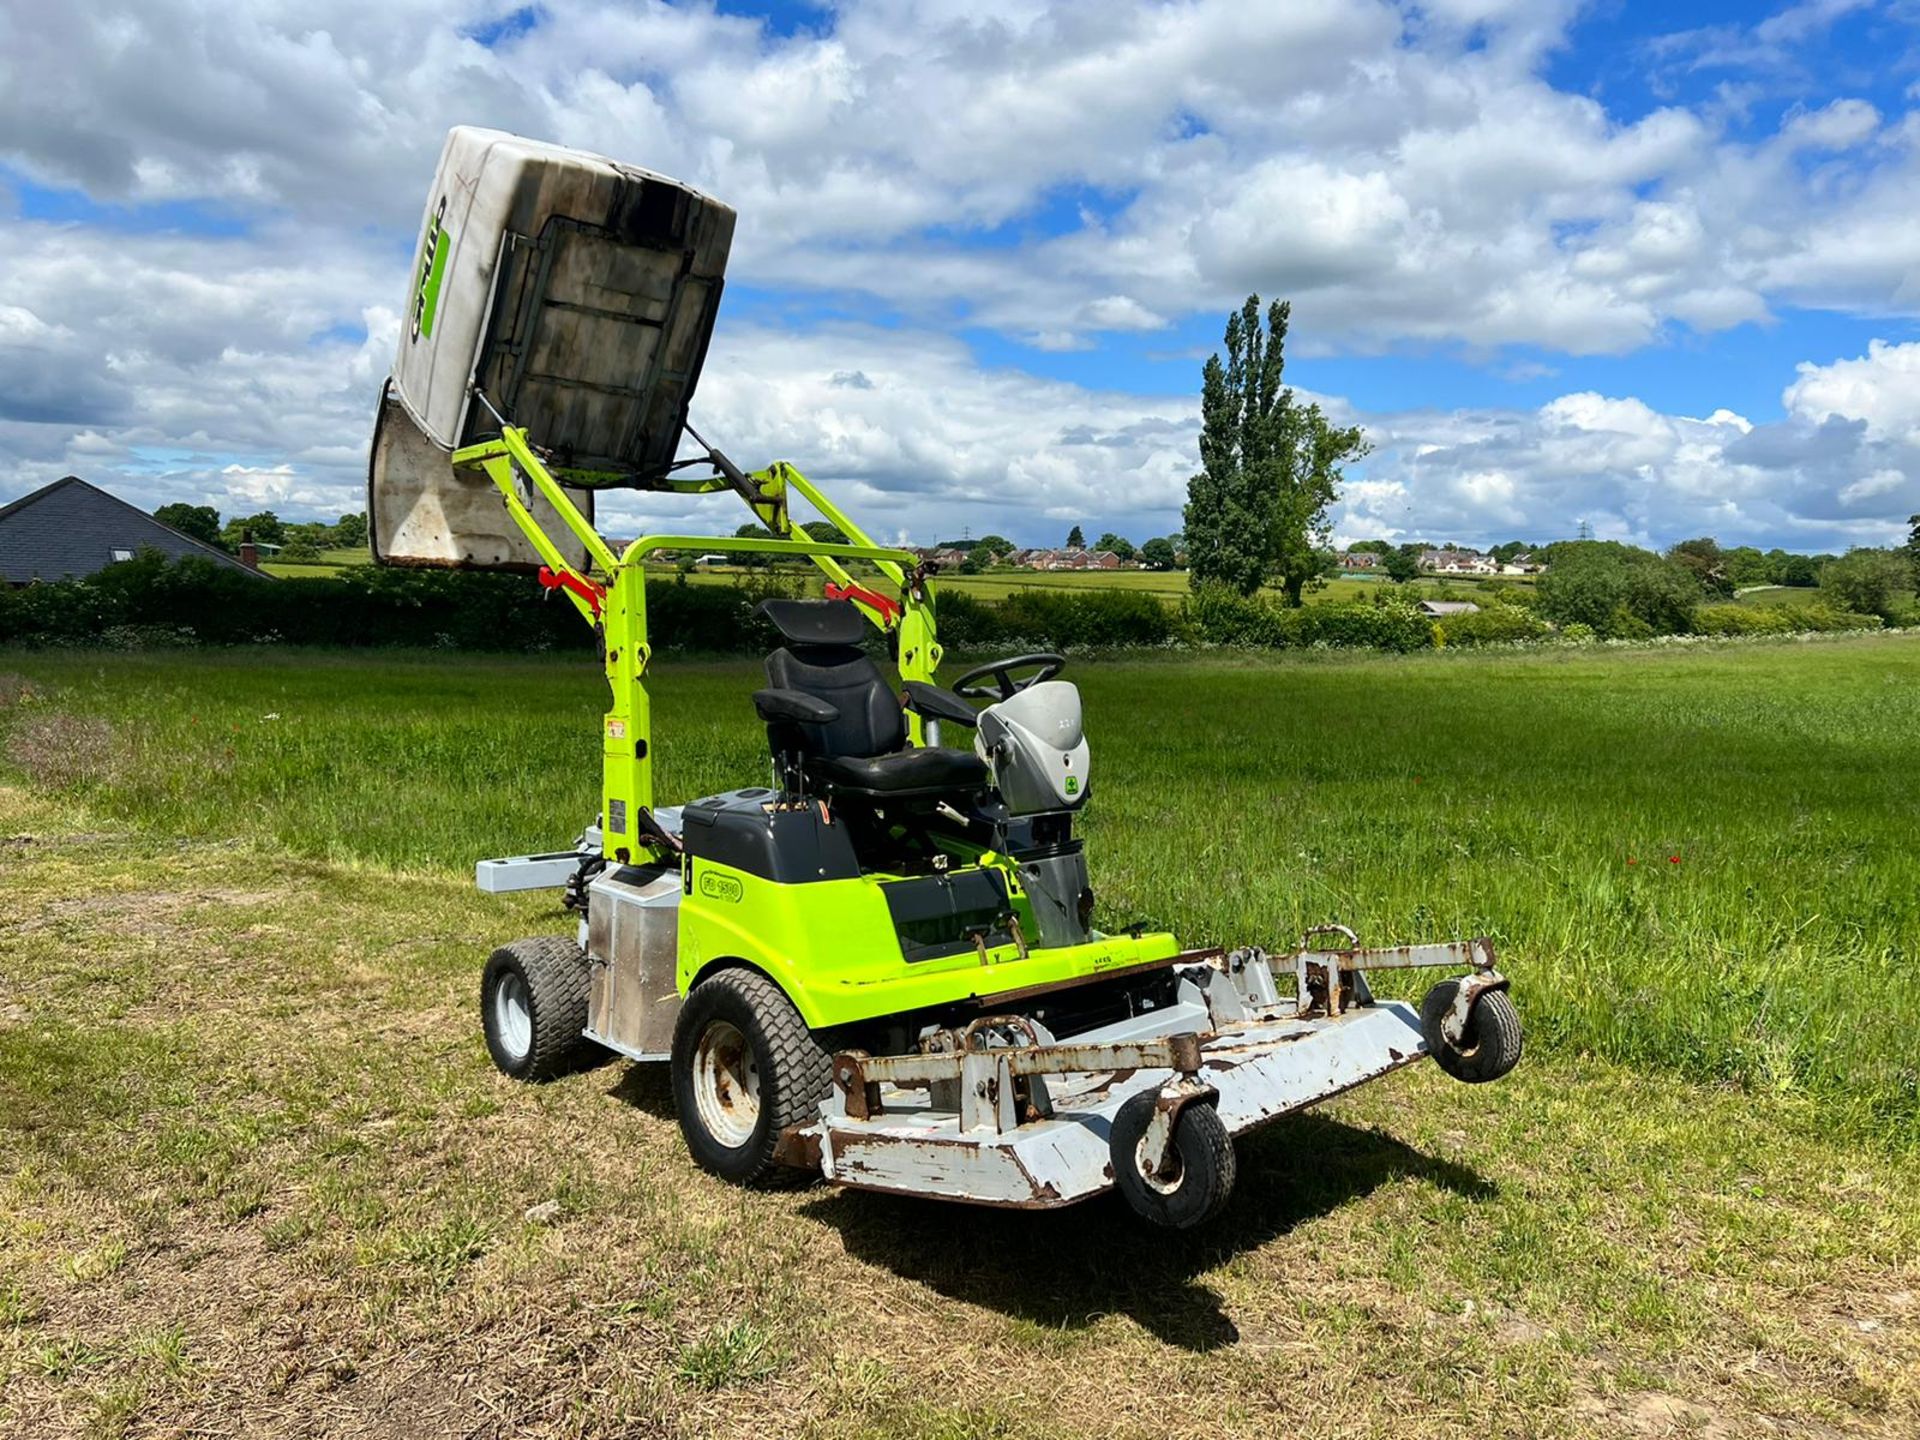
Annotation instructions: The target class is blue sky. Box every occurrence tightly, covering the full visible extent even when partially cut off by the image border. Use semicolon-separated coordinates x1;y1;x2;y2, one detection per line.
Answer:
1;0;1917;552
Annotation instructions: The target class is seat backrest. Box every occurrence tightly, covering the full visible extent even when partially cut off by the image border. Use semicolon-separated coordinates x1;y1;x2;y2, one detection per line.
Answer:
757;600;904;761
764;645;906;759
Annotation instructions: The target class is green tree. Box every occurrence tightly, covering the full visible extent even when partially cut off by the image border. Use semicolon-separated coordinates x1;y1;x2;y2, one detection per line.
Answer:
153;503;222;548
1139;537;1177;570
1535;541;1700;636
1722;545;1771;588
1667;537;1733;598
1779;553;1820;587
1094;532;1135;562
1184;296;1368;602
1066;524;1085;549
1348;539;1395;556
734;522;774;568
1907;515;1920;588
801;520;849;546
333;512;369;549
221;510;286;548
1822;547;1910;619
958;550;985;574
972;534;1015;558
1383;545;1422;584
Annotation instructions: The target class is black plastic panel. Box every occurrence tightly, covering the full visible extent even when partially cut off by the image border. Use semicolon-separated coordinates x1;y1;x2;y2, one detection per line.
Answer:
881;869;1013;964
680;788;861;883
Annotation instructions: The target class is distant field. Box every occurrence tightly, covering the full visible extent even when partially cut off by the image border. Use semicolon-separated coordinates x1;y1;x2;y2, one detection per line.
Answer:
258;552;1887;619
1732;582;1916;609
258;546;368;578
647;563;1536;607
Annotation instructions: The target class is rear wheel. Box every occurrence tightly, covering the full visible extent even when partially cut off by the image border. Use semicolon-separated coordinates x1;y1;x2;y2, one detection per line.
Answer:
1109;1090;1237;1229
481;936;594;1081
1421;980;1523;1083
671;969;832;1185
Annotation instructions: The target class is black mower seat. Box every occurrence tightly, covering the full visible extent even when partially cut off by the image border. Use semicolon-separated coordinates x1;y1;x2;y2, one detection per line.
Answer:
806;747;986;798
754;598;987;803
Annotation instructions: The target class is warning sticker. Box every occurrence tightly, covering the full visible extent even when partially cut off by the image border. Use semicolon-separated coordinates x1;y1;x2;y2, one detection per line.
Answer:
607;719;627;739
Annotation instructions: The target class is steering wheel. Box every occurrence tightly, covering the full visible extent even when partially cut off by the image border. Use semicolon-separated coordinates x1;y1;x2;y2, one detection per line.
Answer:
951;653;1067;703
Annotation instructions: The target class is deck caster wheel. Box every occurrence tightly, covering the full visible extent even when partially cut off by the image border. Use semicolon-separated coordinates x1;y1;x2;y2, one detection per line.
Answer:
1421;979;1523;1083
481;936;595;1082
1110;1090;1237;1229
671;970;833;1186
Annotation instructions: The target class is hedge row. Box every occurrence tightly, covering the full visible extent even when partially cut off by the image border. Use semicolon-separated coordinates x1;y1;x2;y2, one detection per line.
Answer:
1183;586;1436;651
0;554;1894;656
1692;602;1884;637
0;552;772;654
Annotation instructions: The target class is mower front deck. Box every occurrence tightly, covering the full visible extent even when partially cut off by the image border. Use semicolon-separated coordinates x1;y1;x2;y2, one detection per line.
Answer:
816;1003;1429;1208
804;938;1506;1218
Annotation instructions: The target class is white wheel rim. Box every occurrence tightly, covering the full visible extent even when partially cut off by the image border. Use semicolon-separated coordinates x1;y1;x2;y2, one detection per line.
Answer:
494;971;533;1061
693;1019;761;1149
1135;1134;1186;1195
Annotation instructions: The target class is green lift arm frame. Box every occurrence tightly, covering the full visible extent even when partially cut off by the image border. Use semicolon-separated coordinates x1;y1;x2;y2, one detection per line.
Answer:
450;424;943;865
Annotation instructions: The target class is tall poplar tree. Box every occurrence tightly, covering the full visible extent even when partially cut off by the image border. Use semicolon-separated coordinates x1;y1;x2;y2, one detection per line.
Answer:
1184;297;1368;602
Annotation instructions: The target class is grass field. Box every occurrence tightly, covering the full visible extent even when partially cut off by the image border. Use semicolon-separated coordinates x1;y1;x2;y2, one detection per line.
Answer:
259;548;368;579
3;639;1919;1436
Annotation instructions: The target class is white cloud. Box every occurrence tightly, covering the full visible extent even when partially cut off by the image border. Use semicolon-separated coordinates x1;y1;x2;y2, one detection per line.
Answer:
1783;338;1920;444
1343;343;1920;550
2;0;1915;356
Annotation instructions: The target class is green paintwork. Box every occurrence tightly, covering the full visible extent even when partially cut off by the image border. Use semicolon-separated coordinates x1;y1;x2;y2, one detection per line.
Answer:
452;423;1162;1025
678;854;1181;1028
412;221;449;341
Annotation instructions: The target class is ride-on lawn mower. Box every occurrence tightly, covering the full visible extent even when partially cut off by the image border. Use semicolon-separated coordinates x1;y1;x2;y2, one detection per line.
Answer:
370;128;1521;1228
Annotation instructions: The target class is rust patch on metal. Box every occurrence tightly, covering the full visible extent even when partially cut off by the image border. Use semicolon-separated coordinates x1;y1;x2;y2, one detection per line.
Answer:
772;1126;823;1171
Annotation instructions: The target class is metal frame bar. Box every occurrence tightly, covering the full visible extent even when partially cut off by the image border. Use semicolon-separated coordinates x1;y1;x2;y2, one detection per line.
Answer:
1290;934;1496;1019
450;420;945;863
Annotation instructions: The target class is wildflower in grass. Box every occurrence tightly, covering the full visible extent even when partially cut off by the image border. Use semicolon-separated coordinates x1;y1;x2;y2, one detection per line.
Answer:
1669;855;1681;864
1627;857;1638;866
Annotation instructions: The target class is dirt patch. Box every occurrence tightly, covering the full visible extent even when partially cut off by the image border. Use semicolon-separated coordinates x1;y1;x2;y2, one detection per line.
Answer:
1574;1391;1734;1437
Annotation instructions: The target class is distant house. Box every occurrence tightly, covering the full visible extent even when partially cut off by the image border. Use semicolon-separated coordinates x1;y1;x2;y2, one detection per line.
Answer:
1419;600;1481;618
0;476;267;586
1085;550;1121;570
1421;549;1495;575
1501;552;1542;575
928;547;969;568
1339;551;1379;570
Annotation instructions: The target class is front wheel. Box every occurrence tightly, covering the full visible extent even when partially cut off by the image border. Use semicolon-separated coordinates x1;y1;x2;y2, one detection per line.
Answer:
671;970;832;1185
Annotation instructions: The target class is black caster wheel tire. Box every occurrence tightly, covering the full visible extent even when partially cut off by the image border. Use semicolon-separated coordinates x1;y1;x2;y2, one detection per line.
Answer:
1421;980;1523;1083
1109;1090;1237;1229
